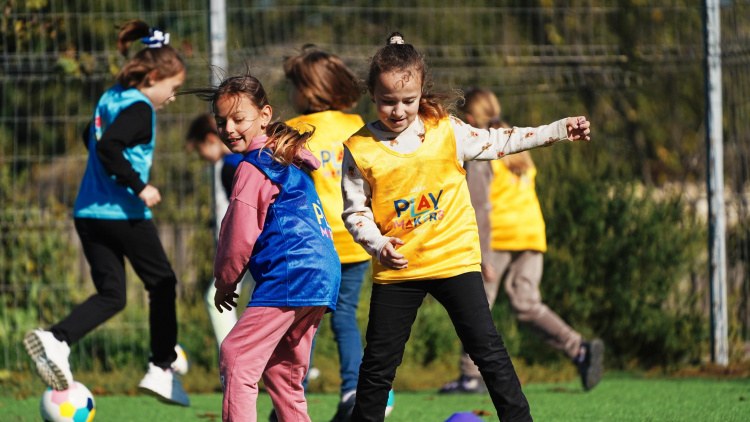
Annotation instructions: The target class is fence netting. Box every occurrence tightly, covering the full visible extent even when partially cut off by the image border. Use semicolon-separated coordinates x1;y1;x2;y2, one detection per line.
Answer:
2;1;749;372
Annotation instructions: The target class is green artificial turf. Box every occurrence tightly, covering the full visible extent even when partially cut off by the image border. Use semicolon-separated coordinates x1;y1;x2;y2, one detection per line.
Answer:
2;373;748;421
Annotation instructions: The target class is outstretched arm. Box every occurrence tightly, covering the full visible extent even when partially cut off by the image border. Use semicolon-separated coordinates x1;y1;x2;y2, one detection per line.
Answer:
452;115;591;164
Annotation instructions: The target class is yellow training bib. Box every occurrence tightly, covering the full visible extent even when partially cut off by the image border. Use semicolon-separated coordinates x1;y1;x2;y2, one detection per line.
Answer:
489;161;547;252
286;111;370;264
344;117;481;283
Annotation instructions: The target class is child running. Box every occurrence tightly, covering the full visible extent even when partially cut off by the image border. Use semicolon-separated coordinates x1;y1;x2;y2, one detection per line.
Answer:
439;88;604;395
23;20;189;406
185;113;252;347
284;45;386;422
190;74;341;422
341;33;591;422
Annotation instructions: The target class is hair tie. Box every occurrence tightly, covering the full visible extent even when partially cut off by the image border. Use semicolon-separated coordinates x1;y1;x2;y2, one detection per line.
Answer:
389;35;405;45
141;28;170;48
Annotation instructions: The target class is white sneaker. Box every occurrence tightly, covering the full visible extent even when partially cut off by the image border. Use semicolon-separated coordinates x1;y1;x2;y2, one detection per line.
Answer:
171;344;189;376
138;363;190;407
385;388;395;418
23;329;74;390
307;366;321;380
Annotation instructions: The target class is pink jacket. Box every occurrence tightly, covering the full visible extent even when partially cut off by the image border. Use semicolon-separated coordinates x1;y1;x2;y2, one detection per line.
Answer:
213;135;321;293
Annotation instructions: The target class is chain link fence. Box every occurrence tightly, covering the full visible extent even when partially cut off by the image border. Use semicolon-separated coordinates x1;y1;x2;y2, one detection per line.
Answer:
2;1;749;372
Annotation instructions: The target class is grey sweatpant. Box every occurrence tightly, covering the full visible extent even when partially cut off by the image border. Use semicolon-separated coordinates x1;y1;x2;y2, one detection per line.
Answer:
461;250;582;378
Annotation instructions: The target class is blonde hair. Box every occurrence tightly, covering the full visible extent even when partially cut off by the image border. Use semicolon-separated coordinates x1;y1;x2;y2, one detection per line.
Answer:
187;75;314;166
114;20;185;89
367;32;461;127
284;45;360;113
460;88;502;129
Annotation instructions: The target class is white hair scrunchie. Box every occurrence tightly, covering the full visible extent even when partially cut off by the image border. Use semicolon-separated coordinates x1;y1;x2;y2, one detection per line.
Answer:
389;35;405;45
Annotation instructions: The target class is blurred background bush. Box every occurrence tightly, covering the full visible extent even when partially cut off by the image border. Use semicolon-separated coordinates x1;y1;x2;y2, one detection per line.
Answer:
2;1;749;392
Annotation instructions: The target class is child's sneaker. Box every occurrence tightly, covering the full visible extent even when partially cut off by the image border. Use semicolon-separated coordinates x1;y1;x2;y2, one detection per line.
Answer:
329;391;356;422
384;388;395;418
138;362;190;406
23;329;74;391
438;375;487;394
575;339;604;391
171;344;189;376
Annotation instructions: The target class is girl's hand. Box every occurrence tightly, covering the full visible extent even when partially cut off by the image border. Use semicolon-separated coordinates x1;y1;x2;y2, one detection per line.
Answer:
565;116;591;141
481;263;498;283
139;184;162;207
214;290;239;313
380;238;408;270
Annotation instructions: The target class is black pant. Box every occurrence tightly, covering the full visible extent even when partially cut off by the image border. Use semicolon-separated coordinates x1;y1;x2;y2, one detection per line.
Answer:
51;218;178;368
351;272;532;422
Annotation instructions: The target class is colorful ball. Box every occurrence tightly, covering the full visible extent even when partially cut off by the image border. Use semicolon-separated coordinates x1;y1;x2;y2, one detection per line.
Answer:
40;381;96;422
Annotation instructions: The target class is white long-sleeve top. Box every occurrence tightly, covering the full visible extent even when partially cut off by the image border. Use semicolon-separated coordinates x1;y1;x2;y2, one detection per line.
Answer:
341;115;570;260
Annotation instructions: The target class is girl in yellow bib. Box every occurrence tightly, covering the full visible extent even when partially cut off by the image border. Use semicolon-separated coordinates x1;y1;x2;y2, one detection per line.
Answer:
341;33;591;422
284;45;387;422
440;88;604;397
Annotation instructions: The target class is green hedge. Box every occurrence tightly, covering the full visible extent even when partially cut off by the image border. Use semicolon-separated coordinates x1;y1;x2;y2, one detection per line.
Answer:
0;144;714;376
528;145;707;368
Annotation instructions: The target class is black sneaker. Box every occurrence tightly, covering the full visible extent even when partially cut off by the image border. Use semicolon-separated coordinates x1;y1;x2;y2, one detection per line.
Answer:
269;408;278;422
576;339;604;391
330;392;356;422
438;375;487;394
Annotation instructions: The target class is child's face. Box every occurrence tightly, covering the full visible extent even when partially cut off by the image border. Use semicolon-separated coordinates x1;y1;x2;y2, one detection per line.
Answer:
214;94;272;154
371;70;421;133
190;133;228;164
140;70;185;111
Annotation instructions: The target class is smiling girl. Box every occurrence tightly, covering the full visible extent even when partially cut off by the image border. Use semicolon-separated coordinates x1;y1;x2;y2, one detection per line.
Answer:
190;74;341;422
341;32;592;422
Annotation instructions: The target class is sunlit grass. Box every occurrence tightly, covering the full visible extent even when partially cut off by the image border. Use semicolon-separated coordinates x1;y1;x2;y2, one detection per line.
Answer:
3;370;750;421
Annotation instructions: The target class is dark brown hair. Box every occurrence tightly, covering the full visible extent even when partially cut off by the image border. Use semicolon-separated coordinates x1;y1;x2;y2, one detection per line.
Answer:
114;20;185;89
284;45;360;113
188;75;314;166
185;113;218;144
366;32;461;127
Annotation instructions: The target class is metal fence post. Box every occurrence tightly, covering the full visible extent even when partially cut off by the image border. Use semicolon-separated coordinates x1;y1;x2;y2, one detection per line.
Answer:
703;0;729;366
209;0;228;243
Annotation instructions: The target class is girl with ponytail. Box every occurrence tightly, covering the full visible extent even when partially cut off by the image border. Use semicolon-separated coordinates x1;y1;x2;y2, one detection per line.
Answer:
189;74;341;422
341;33;592;422
24;20;189;407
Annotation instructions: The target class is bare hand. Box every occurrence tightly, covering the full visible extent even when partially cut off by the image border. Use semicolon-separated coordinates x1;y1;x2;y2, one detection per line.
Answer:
481;263;498;283
379;238;408;270
138;184;162;207
214;290;239;313
565;116;591;141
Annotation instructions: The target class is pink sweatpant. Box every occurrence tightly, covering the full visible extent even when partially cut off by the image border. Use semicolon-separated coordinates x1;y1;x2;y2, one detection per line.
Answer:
219;305;326;422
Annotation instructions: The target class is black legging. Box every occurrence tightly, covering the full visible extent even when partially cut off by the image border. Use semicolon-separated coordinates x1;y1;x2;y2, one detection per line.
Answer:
351;271;532;422
51;218;178;369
